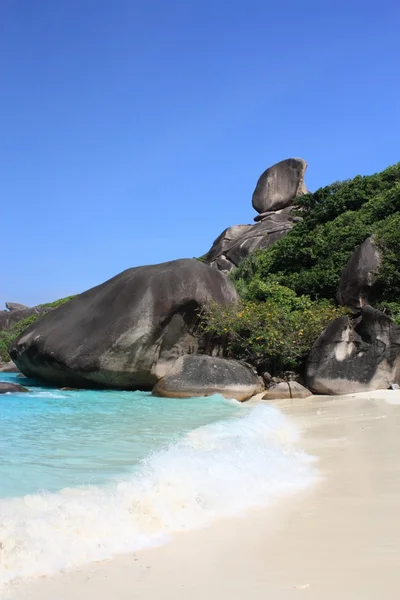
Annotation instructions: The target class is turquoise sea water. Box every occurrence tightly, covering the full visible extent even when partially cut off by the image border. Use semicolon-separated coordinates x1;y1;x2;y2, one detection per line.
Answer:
0;373;239;498
0;373;316;591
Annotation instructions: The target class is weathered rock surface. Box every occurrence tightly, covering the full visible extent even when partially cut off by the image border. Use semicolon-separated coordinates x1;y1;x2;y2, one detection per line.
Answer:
338;237;382;308
0;361;19;373
0;381;28;394
5;302;29;312
10;259;239;390
252;158;308;214
253;206;295;222
262;381;311;400
152;355;264;401
205;213;296;273
306;306;400;394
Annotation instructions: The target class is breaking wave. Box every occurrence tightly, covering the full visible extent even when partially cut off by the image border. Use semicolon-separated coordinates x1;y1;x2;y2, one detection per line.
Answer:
0;403;316;591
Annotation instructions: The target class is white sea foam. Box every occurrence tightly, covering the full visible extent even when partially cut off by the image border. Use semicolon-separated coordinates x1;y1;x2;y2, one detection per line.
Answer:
0;403;316;591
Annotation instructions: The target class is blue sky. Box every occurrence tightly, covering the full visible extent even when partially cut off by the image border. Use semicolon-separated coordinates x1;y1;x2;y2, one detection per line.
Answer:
1;0;399;305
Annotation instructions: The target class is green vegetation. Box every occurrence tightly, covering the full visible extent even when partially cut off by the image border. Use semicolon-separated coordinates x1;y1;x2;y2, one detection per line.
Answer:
202;280;347;374
203;162;400;376
38;296;76;310
0;315;39;363
0;296;74;363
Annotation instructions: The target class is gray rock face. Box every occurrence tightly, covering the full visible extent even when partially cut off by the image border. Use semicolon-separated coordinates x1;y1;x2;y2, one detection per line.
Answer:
337;237;382;308
253;206;294;222
10;259;239;390
0;382;28;394
205;213;295;273
5;302;29;312
262;381;311;400
152;355;264;401
306;306;400;395
252;158;308;214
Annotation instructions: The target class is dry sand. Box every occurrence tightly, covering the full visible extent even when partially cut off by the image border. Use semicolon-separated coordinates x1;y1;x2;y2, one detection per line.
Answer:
8;390;400;600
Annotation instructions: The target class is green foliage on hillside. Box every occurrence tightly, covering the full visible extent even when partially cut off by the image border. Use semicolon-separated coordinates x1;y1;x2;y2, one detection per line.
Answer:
38;296;76;310
201;280;347;374
0;296;75;363
232;163;400;302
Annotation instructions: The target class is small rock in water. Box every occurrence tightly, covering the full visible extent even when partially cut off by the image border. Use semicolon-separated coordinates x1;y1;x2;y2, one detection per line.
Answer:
0;382;29;394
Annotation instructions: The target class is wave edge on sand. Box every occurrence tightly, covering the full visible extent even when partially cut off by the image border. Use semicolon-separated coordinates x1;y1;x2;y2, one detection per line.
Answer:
0;402;316;592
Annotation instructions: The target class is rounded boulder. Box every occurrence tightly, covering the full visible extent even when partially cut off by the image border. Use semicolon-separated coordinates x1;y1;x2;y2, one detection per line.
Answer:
152;355;264;401
252;158;308;214
10;259;239;390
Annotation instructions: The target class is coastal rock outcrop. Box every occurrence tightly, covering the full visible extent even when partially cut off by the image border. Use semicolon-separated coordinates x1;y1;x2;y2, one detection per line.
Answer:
305;306;400;394
152;355;263;401
337;237;382;308
204;158;307;273
0;381;28;394
10;259;239;390
0;304;48;331
262;381;311;400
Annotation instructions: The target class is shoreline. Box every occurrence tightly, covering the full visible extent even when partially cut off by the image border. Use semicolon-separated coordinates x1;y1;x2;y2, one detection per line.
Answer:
8;390;400;599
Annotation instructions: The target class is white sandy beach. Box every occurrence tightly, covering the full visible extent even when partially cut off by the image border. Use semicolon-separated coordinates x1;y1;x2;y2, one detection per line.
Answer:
8;389;400;600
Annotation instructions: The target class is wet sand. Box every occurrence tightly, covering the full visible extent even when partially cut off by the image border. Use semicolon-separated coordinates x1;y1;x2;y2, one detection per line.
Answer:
9;390;400;600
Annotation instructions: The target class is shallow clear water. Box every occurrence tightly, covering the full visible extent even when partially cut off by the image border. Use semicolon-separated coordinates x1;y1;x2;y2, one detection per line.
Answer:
0;373;316;591
0;373;241;497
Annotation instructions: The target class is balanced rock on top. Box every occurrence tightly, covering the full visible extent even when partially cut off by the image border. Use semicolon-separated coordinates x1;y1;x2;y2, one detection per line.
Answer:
252;158;308;214
203;157;308;273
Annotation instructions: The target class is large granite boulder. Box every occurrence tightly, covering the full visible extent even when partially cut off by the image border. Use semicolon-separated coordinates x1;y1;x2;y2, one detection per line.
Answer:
337;237;382;308
305;306;400;394
205;213;297;273
252;158;308;214
10;259;239;390
0;382;28;394
152;355;263;401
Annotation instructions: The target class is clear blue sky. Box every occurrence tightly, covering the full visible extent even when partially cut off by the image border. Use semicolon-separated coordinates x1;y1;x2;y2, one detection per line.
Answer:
1;0;399;305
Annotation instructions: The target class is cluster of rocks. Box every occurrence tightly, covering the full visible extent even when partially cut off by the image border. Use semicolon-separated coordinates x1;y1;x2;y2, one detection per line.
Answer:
204;158;308;273
6;257;312;401
305;236;400;394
